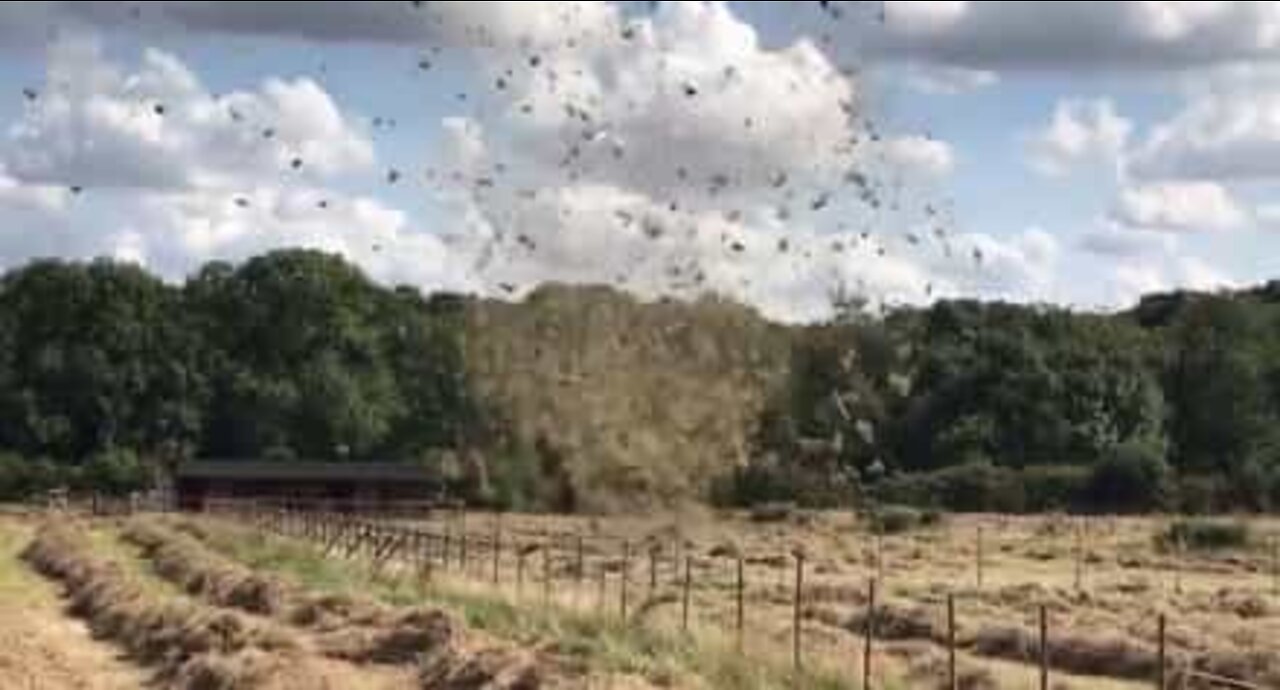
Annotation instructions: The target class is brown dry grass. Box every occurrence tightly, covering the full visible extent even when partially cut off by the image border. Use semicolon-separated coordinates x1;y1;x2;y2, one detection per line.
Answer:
0;516;148;690
379;509;1280;689
122;516;546;688
21;519;422;689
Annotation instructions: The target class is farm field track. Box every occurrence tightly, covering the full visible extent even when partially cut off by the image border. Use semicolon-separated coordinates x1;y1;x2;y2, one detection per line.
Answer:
193;504;1280;689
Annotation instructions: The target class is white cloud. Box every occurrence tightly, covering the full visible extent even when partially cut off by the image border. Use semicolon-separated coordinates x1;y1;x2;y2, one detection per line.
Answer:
124;186;474;292
3;37;373;191
1027;99;1131;177
1111;180;1249;232
878;135;956;177
0;37;470;296
876;1;1280;70
1131;68;1280;181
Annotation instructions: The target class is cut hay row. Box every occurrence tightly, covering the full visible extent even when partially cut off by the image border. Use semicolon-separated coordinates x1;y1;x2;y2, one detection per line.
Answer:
20;520;346;689
121;517;546;689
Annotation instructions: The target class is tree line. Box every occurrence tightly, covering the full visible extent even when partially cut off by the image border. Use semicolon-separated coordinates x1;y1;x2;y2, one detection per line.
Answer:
0;250;486;500
2;249;1279;515
731;287;1280;514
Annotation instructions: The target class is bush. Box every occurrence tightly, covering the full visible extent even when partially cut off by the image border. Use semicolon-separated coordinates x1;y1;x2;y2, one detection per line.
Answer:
1159;519;1251;552
868;505;940;534
1021;465;1089;512
81;448;148;496
1086;441;1173;514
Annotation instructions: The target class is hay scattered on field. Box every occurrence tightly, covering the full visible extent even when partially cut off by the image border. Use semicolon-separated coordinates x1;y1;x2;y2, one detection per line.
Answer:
20;522;318;689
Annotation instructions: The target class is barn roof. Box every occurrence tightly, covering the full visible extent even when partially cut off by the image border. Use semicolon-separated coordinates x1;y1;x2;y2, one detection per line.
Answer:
176;461;440;483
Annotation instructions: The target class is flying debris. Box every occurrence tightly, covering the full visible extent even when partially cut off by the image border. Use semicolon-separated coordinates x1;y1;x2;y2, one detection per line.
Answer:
290;158;303;170
529;55;542;68
499;282;516;294
153;104;166;116
234;197;250;208
495;77;507;90
69;185;82;195
682;82;699;97
262;127;276;139
372;243;382;253
778;238;790;253
387;168;402;184
810;192;831;211
317;200;329;209
771;171;788;188
973;248;985;264
418;58;432;71
21;88;37;101
621;25;637;41
730;241;745;253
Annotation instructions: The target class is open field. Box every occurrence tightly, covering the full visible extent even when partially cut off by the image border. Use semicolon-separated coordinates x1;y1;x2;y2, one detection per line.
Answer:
191;504;1280;689
3;504;1279;689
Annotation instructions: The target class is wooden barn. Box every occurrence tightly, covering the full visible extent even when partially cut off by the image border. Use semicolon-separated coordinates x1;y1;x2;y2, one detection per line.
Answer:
173;461;444;512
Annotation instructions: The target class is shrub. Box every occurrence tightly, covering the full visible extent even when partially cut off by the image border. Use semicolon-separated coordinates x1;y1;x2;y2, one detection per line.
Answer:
1086;441;1173;514
1020;465;1089;512
1158;519;1251;552
869;505;939;534
81;448;148;496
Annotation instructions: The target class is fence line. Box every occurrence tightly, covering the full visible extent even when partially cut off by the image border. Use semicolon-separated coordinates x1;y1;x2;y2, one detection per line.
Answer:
178;498;1276;690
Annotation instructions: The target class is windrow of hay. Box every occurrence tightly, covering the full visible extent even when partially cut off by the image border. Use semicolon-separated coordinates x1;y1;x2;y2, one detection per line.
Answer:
124;517;545;688
19;520;343;689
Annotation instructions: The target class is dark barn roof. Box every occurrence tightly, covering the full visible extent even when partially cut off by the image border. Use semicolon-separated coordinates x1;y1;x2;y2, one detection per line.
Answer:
176;461;439;483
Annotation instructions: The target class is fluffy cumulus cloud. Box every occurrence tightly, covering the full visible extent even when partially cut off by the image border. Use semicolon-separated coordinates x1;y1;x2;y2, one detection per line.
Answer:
3;1;1190;317
0;37;472;294
5;38;373;190
1112;180;1249;233
415;0;994;320
1027;99;1132;177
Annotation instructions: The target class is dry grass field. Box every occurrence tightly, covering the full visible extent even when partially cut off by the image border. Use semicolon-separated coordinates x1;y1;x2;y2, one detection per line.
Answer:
2;506;1278;689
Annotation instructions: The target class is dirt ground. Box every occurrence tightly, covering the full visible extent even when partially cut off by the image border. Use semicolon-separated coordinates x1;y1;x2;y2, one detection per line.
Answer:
0;514;148;690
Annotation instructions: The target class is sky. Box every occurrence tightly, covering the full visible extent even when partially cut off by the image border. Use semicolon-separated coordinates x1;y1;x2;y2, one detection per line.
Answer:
2;2;1280;322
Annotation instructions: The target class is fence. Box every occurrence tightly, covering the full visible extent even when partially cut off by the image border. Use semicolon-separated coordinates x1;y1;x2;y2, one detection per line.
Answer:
192;498;1270;690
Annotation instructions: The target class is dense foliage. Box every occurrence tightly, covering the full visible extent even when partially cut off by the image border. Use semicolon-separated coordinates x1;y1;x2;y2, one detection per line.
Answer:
3;249;1280;514
737;288;1280;514
0;251;484;499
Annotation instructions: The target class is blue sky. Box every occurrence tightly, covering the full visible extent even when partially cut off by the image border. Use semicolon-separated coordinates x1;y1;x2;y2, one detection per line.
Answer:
3;2;1280;320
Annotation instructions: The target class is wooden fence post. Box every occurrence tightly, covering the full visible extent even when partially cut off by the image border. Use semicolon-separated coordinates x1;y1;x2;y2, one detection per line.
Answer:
863;578;876;690
621;540;631;620
516;548;526;597
681;555;692;634
1039;604;1049;690
576;534;585;586
736;555;745;651
1157;612;1166;690
649;544;658;597
793;551;804;675
543;539;552;603
948;594;957;690
492;520;501;586
976;525;985;590
1074;518;1085;592
597;564;607;613
1271;535;1278;598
